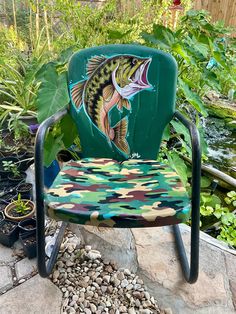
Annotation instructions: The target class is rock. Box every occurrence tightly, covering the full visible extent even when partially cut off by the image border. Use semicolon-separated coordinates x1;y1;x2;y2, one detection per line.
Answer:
90;303;97;313
103;275;111;283
72;225;138;272
0;265;13;293
86;250;102;260
126;284;133;290
116;272;125;281
121;279;129;288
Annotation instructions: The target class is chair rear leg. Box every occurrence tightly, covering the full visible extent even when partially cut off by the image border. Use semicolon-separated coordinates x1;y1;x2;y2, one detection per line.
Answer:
172;219;199;284
36;207;67;278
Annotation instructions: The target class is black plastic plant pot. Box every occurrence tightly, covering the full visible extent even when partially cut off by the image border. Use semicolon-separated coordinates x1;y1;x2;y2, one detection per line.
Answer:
0;157;19;178
17;152;34;172
0;177;15;190
16;183;33;200
18;218;36;235
8;172;27;185
20;231;36;259
0;211;4;222
0;219;19;247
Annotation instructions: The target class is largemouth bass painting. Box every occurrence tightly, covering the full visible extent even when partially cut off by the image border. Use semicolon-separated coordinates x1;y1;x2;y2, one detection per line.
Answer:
70;54;153;156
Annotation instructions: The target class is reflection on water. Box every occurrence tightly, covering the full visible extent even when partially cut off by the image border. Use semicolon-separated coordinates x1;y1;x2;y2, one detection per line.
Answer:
202;116;236;178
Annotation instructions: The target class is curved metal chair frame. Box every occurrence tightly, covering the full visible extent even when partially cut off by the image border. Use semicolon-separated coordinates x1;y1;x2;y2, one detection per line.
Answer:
35;108;201;283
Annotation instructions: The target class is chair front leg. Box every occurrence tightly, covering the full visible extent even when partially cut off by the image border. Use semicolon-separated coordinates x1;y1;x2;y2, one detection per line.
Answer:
35;109;68;277
172;111;201;284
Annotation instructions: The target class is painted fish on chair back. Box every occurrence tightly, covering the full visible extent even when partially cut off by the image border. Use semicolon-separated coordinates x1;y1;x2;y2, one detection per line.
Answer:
68;45;177;160
70;55;152;155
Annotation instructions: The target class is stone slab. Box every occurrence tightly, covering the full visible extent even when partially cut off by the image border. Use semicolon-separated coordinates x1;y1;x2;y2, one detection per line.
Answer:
71;224;138;272
133;225;235;313
0;243;17;264
0;265;13;293
15;258;37;280
0;274;62;314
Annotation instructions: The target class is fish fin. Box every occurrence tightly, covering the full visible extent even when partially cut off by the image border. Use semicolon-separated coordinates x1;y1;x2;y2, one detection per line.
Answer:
122;99;131;110
103;84;115;102
87;55;107;76
113;118;130;155
71;81;86;108
117;98;131;111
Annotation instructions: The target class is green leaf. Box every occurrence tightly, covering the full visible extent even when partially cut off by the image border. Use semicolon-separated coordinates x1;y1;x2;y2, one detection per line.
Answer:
178;78;208;116
44;132;64;167
108;29;132;40
36;65;69;123
167;151;188;186
172;43;192;63
143;24;175;49
201;176;211;188
60;114;78;147
162;124;170;141
170;120;191;146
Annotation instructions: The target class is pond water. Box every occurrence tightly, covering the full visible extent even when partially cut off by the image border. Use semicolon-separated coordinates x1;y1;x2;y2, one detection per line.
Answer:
203;116;236;178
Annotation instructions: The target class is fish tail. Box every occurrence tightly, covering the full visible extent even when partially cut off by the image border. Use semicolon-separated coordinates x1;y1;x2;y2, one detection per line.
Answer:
113;118;130;155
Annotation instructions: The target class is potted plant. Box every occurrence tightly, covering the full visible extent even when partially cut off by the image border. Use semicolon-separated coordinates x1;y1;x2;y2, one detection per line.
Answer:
16;183;33;200
18;218;36;234
4;194;35;222
2;161;26;184
0;138;15;157
0;219;19;247
0;156;19;178
19;231;37;259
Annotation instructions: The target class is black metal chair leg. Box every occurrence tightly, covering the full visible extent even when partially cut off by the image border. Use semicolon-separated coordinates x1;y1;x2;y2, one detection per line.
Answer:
36;214;68;278
34;109;69;277
173;222;199;284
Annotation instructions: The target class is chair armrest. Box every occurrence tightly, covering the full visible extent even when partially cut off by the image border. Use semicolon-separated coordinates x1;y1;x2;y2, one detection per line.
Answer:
34;109;68;214
173;111;201;217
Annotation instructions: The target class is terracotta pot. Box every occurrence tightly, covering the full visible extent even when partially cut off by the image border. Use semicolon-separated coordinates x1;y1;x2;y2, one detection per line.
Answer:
4;200;35;222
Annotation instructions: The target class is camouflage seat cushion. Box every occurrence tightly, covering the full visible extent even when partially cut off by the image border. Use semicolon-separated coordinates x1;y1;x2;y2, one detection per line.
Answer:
45;158;191;228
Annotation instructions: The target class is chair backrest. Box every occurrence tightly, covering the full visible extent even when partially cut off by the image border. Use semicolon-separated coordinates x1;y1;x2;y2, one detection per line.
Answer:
68;44;177;161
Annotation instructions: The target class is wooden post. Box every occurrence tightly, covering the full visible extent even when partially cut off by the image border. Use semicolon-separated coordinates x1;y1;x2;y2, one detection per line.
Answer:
12;0;18;38
35;0;40;42
43;6;51;51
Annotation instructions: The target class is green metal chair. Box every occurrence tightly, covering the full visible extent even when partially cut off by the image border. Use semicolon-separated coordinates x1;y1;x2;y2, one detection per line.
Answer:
35;44;201;283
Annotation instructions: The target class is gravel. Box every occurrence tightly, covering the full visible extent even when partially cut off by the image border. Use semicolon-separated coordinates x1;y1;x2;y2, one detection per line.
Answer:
49;230;163;314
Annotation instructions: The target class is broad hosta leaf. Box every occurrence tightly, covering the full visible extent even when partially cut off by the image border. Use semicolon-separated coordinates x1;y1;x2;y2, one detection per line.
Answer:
36;64;69;122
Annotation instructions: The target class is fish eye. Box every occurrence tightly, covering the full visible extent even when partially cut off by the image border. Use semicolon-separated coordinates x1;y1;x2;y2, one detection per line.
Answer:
132;58;138;65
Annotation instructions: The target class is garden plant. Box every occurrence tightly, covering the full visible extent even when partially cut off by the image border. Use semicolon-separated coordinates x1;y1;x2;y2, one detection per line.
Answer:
0;0;235;249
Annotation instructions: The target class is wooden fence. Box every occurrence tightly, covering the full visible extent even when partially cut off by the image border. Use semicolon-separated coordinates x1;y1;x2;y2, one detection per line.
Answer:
194;0;236;29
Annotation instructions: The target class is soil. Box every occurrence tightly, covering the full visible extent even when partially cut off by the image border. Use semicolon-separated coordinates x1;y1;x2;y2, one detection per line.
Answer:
8;173;26;182
0;221;16;234
22;224;35;230
8;207;32;218
17;183;32;193
23;236;36;245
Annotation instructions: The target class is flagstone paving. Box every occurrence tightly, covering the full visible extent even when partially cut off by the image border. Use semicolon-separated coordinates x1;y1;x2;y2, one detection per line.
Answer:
0;224;235;313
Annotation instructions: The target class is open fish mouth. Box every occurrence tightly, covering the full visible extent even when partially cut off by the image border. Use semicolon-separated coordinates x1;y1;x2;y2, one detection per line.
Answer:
130;58;151;88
